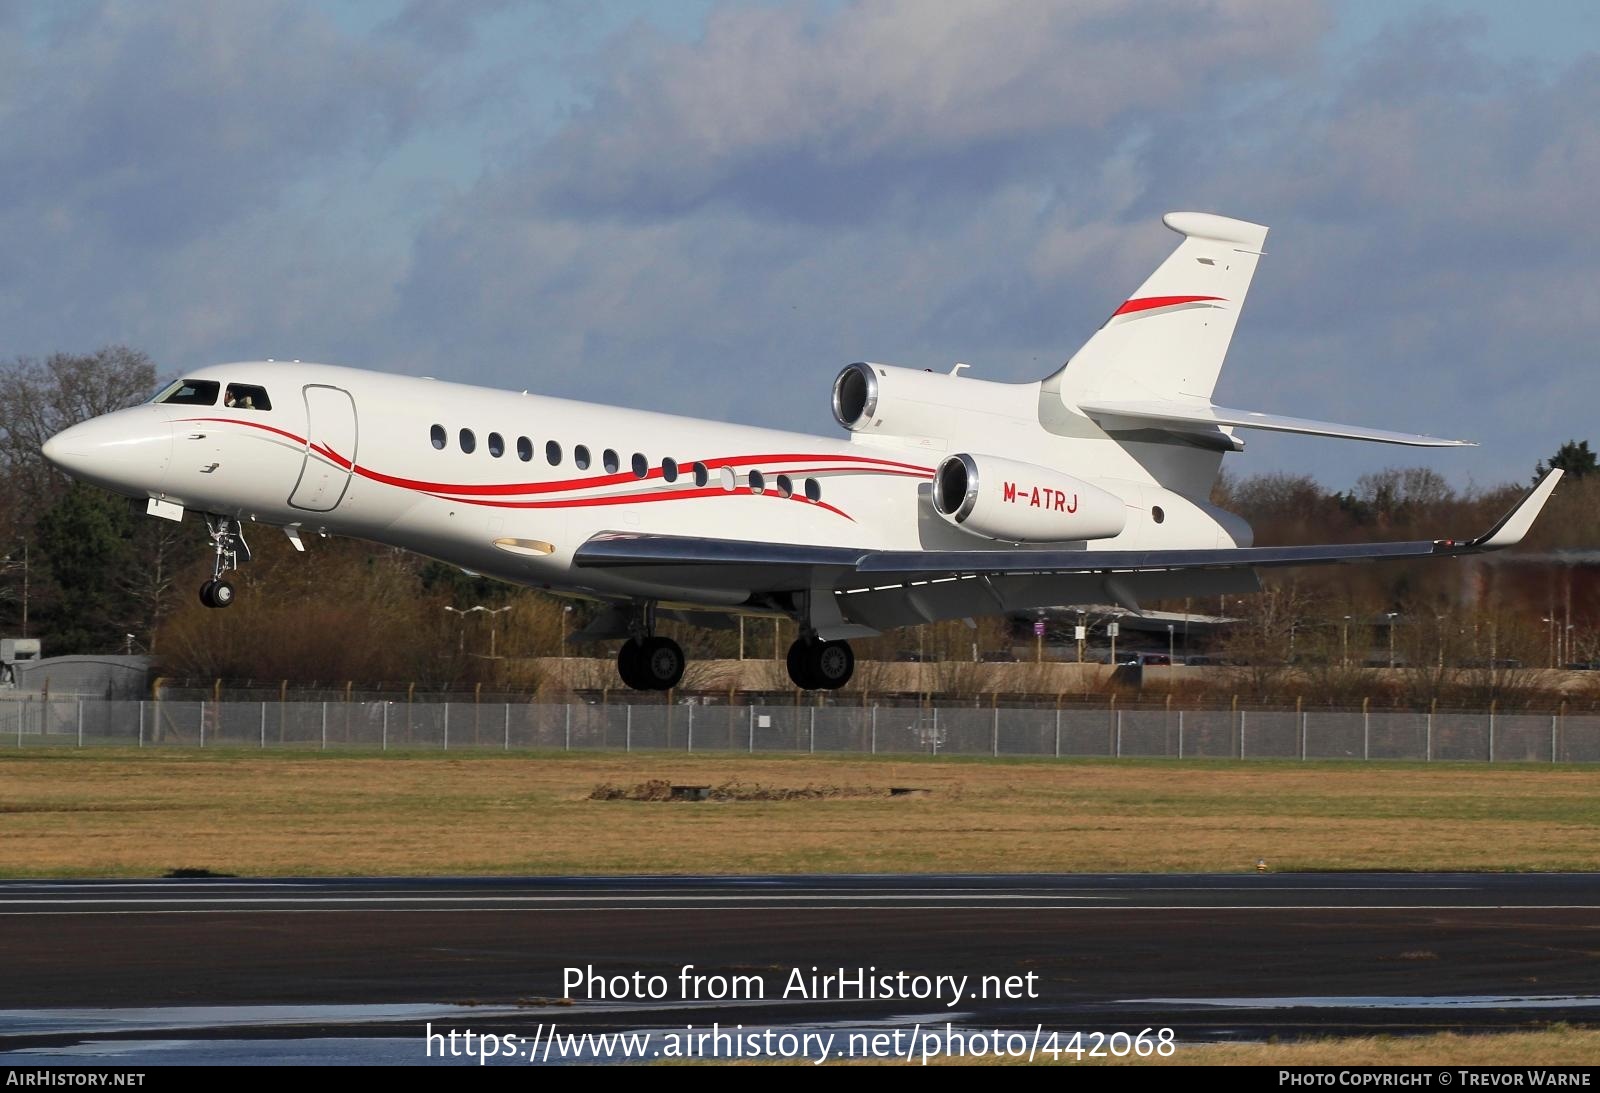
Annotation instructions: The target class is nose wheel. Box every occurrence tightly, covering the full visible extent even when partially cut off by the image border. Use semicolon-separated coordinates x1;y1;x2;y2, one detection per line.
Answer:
786;637;854;690
199;579;235;609
198;515;250;609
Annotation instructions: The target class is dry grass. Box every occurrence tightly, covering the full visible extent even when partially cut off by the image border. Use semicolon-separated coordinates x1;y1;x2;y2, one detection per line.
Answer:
4;749;1600;877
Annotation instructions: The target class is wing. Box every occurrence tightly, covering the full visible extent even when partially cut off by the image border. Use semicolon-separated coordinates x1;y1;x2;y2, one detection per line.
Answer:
574;471;1561;632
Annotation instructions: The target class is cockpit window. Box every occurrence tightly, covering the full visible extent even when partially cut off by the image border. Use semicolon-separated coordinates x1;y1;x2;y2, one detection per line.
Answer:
223;383;272;411
157;379;220;406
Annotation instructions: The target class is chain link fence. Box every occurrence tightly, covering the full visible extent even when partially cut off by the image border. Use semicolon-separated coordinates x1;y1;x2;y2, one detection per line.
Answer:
3;696;1599;762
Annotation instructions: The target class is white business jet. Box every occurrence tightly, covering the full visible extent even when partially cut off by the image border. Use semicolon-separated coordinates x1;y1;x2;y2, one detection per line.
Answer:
42;212;1561;691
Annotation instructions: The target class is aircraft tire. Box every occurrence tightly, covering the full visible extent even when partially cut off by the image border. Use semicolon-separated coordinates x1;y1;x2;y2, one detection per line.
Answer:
811;640;854;690
616;640;649;691
210;579;235;608
637;636;685;691
785;639;820;690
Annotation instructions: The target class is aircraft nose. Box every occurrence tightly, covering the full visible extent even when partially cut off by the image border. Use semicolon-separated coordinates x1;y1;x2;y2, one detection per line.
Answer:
42;412;172;498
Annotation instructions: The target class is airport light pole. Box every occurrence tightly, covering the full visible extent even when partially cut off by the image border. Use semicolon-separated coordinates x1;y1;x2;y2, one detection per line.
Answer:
1341;615;1351;670
1386;612;1399;669
444;604;513;658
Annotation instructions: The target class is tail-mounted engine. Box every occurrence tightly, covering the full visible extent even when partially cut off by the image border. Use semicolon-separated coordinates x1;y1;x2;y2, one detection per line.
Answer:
931;452;1128;543
831;361;1037;441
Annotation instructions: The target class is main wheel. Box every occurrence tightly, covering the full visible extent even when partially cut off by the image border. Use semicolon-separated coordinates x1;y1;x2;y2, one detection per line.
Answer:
786;638;819;690
811;639;855;690
637;636;685;691
616;640;649;690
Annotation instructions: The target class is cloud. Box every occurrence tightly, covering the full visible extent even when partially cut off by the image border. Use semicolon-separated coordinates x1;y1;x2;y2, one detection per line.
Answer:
514;0;1331;223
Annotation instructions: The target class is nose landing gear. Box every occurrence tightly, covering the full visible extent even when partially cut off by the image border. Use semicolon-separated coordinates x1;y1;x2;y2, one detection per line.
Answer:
198;515;250;609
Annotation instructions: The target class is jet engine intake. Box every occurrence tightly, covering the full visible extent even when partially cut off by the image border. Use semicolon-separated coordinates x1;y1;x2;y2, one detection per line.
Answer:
931;453;1128;543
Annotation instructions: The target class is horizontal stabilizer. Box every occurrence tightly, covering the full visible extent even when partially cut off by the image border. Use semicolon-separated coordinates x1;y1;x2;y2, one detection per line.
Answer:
1079;399;1475;447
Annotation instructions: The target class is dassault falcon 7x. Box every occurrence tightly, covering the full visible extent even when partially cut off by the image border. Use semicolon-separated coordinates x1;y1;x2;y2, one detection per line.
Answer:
42;212;1560;691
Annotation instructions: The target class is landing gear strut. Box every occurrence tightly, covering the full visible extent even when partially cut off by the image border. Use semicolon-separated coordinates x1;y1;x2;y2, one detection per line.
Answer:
614;604;685;691
786;636;855;691
198;515;251;609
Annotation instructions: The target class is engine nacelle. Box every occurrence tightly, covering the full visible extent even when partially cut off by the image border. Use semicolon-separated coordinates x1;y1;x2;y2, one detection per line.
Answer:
931;453;1128;543
831;361;1037;440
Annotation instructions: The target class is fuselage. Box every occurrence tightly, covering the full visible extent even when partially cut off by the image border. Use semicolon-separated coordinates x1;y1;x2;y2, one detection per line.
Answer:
41;360;1247;607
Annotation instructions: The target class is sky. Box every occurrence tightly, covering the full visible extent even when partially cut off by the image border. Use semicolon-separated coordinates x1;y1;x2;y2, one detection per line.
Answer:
3;0;1597;493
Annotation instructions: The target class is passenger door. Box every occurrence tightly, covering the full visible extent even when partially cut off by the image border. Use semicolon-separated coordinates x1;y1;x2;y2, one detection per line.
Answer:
288;385;358;512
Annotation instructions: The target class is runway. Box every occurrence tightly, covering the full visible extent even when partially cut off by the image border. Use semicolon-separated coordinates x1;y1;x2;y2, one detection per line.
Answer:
4;873;1599;1064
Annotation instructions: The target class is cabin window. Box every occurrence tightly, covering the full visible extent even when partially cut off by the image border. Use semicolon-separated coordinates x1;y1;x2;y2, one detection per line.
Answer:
1152;506;1165;524
574;445;591;470
720;466;736;492
631;453;648;479
546;440;562;466
748;469;765;494
693;462;709;487
603;449;620;474
488;432;505;458
661;457;678;483
223;383;272;411
805;478;822;503
459;428;476;454
776;474;793;498
431;424;447;450
158;379;220;406
517;436;532;462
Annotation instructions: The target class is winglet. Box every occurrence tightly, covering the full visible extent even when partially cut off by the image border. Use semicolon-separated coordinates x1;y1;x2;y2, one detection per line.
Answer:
1438;469;1563;554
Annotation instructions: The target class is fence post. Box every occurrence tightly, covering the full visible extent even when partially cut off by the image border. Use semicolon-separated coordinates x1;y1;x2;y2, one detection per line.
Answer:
1362;697;1370;761
809;707;815;754
200;700;206;748
321;701;328;750
77;700;83;747
992;704;999;758
932;706;939;755
443;702;449;751
504;703;510;751
382;702;388;752
1054;708;1061;759
1240;709;1246;759
260;702;266;749
688;703;694;752
1178;710;1184;759
18;696;25;747
1115;709;1122;758
1488;699;1496;763
1426;703;1433;762
138;701;144;748
747;705;753;753
1300;710;1307;761
1551;712;1558;765
871;705;877;755
565;705;571;751
627;705;633;752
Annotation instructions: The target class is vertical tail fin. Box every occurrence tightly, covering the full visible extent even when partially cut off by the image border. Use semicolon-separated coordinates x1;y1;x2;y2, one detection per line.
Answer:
1050;212;1269;406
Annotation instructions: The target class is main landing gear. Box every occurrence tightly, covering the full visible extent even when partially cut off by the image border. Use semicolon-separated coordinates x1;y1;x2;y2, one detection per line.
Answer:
786;636;855;691
198;515;250;609
614;604;685;691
